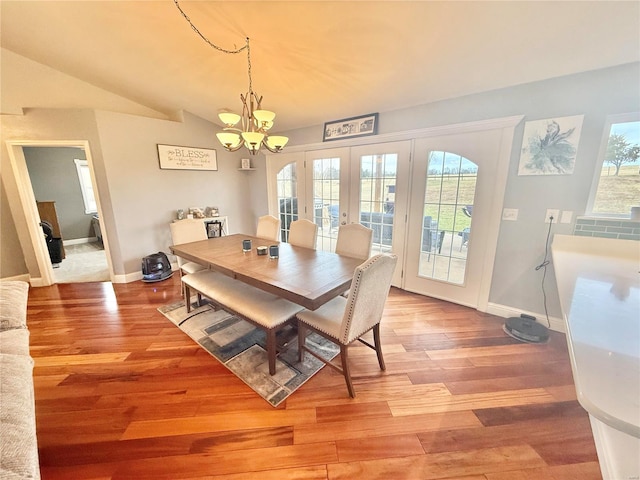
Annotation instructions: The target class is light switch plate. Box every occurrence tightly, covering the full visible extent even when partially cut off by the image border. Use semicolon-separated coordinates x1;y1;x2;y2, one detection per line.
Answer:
502;208;518;221
561;210;573;224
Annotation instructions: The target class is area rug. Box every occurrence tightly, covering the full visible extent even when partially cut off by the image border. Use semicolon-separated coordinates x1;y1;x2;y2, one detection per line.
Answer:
158;300;339;407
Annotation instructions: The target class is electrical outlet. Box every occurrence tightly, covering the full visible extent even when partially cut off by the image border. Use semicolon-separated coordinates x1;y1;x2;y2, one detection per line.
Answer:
545;209;559;223
561;210;573;224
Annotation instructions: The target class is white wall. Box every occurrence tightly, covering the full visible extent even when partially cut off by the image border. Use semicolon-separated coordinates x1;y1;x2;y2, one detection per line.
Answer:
93;110;259;275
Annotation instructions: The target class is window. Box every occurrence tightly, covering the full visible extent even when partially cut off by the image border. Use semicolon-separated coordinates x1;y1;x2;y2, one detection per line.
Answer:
74;159;97;214
588;113;640;217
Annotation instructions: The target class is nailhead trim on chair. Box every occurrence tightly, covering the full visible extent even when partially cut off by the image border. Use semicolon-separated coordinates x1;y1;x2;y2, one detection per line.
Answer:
340;254;384;344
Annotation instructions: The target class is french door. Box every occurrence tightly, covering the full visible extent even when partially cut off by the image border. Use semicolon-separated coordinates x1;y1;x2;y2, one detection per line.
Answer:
267;116;518;309
403;129;507;308
348;142;410;286
304;148;351;253
267;142;410;285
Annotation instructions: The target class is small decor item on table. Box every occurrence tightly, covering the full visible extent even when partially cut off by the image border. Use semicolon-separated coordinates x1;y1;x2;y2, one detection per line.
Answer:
189;207;205;219
177;209;185;220
241;158;251;170
243;239;252;252
204;206;219;217
269;245;279;259
257;246;268;256
205;220;222;238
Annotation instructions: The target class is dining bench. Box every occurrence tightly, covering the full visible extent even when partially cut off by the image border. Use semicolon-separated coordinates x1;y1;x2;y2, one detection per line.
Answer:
181;270;303;375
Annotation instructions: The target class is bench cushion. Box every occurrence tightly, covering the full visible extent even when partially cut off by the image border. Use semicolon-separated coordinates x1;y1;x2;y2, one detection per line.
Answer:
183;271;303;328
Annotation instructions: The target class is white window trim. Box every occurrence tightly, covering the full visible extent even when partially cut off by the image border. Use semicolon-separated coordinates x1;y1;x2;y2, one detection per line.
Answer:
74;159;97;214
585;112;640;218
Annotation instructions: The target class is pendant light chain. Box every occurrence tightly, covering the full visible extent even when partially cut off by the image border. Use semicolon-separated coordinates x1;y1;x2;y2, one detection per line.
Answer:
173;0;288;154
246;38;252;95
173;1;254;95
173;0;247;55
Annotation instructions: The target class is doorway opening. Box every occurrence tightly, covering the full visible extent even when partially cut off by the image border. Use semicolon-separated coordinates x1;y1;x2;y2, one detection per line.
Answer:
5;140;112;286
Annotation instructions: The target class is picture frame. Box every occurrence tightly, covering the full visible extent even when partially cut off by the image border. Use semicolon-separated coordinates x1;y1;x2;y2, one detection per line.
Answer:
205;220;222;238
157;144;217;171
518;115;584;175
241;158;251;170
323;113;379;142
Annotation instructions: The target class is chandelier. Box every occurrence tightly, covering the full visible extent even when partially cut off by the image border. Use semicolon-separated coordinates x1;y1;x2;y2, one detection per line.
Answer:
174;1;289;156
216;39;289;155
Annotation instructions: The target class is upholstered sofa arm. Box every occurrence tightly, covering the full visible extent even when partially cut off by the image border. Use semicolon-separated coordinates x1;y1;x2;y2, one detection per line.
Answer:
0;280;40;480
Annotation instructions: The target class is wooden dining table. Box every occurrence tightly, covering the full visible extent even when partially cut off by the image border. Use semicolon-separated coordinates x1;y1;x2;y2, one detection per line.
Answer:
170;233;364;310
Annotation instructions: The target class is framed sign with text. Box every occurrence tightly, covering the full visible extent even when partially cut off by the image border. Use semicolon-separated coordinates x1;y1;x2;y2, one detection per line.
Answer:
157;144;217;171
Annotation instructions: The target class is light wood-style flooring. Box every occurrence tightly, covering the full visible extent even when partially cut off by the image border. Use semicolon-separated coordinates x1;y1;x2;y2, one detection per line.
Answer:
26;276;602;479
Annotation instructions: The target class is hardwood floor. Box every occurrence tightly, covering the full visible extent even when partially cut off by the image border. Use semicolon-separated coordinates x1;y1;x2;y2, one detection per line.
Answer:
26;276;602;479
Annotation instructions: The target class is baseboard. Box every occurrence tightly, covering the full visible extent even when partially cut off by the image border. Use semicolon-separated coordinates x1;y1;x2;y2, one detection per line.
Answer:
112;271;140;283
115;263;179;284
63;237;98;246
0;273;32;283
486;302;565;333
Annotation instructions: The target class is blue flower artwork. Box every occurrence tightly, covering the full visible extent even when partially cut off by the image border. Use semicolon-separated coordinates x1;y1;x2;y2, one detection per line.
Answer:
518;115;584;175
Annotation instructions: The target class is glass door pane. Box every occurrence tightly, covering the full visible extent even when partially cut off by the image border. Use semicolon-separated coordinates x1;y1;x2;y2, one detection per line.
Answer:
419;151;477;285
312;156;341;252
350;141;410;287
404;128;508;309
276;162;297;242
359;153;398;254
304;148;350;252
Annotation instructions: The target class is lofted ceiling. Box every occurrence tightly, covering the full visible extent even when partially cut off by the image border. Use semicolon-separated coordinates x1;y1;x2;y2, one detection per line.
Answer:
1;1;639;133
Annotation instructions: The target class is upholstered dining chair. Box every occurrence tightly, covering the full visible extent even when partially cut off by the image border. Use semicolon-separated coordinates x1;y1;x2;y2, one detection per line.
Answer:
169;220;208;292
296;253;398;397
288;219;318;249
335;223;373;260
335;223;373;297
256;215;281;242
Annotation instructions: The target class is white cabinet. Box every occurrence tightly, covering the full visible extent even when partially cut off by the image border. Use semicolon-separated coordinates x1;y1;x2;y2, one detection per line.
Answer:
173;216;229;238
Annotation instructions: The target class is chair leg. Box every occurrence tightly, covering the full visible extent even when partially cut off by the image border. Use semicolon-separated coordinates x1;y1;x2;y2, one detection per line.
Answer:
340;344;356;398
184;284;192;313
267;328;277;375
297;323;306;363
373;323;386;371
